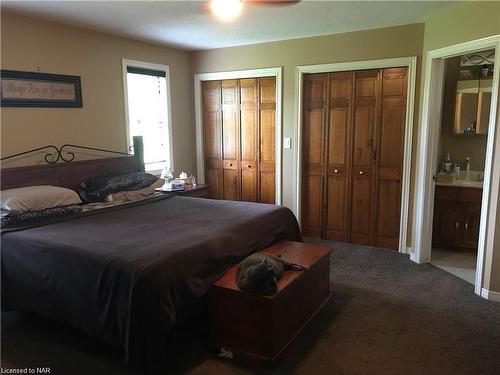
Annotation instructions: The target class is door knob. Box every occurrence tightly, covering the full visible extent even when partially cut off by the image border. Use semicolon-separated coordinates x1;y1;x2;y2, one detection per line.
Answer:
359;170;364;175
229;163;233;167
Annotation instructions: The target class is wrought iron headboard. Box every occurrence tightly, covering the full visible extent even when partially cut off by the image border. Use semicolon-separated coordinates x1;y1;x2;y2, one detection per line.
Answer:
0;136;145;190
1;136;144;168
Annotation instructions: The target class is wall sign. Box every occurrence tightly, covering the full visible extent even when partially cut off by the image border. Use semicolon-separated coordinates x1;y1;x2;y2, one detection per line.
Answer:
0;70;82;107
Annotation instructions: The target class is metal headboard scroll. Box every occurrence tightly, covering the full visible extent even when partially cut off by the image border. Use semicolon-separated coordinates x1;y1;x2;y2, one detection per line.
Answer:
0;145;62;164
1;136;143;165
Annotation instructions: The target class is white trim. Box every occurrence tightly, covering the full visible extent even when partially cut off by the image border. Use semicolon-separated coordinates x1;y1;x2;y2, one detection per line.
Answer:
294;57;417;254
412;57;446;265
413;35;500;298
481;288;500;303
121;58;174;171
193;67;283;205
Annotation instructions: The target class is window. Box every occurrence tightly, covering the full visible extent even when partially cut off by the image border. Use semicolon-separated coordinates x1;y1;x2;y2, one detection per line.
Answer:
123;61;172;172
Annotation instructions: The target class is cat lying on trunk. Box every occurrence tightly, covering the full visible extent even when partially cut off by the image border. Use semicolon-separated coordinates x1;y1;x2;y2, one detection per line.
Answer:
236;252;308;295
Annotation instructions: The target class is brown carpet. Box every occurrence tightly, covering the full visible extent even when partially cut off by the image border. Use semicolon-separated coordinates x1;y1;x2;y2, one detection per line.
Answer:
2;239;500;375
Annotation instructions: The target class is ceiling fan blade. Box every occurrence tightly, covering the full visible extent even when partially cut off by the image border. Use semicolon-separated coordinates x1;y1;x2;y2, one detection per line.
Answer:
244;0;301;6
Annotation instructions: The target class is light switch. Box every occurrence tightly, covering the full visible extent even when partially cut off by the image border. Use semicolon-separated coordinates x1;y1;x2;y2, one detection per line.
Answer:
283;138;292;149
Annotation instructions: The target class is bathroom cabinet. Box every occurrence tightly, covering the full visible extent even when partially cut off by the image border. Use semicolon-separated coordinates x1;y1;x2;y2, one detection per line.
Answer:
432;185;482;250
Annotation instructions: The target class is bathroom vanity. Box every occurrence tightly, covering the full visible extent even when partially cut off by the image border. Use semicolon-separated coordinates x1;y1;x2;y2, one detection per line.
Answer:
432;183;482;251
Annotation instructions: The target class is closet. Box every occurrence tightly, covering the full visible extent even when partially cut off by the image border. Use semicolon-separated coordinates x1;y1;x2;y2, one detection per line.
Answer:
202;77;276;203
301;68;407;250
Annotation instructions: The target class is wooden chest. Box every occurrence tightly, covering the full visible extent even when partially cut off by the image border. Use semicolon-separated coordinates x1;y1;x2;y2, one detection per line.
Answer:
209;241;332;364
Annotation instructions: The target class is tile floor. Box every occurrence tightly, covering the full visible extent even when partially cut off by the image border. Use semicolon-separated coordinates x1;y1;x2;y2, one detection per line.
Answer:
431;248;477;284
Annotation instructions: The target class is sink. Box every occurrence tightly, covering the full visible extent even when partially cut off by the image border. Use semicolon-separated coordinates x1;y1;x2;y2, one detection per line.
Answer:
458;180;481;186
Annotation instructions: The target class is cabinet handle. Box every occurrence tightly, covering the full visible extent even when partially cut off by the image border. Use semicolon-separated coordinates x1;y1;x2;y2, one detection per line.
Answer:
229;163;233;167
247;165;251;168
359;170;364;175
465;221;468;230
456;220;459;229
334;169;339;174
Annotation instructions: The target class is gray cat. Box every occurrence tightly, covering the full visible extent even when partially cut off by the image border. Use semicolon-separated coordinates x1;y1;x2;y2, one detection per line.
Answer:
236;252;307;295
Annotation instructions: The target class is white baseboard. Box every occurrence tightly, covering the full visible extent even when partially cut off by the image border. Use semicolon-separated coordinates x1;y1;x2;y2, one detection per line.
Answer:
481;288;500;302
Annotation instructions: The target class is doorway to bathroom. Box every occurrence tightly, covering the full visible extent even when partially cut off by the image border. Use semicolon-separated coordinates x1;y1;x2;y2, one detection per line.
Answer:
431;49;494;284
413;35;500;300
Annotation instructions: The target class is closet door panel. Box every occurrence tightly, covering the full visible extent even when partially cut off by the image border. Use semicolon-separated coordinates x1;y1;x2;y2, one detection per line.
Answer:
374;68;407;249
259;108;275;204
222;80;240;201
303;174;324;238
240;79;258;202
328;110;348;165
302;74;327;236
350;173;372;245
350;70;379;245
259;77;276;203
325;72;352;241
375;179;401;248
202;81;223;199
326;175;346;240
352;108;375;166
223;167;239;201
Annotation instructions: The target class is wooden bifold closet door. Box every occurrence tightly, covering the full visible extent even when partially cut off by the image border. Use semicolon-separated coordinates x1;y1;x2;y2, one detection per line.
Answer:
202;77;276;204
302;67;407;250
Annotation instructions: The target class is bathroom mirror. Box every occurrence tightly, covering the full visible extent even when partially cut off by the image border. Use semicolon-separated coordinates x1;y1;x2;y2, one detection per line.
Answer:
453;53;494;135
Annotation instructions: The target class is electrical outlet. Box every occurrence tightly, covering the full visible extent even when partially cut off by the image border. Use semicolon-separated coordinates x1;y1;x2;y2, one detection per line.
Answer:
283;138;292;149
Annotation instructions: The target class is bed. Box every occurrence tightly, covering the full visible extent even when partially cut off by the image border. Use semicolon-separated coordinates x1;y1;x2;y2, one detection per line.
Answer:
0;140;301;370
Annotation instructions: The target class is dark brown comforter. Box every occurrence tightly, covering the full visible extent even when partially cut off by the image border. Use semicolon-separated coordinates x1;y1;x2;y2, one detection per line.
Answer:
1;195;301;369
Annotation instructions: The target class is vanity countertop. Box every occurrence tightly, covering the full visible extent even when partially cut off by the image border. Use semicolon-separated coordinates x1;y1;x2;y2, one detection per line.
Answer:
436;180;483;189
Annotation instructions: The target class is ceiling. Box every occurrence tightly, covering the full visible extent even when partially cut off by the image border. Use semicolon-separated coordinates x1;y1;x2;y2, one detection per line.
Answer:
2;1;462;51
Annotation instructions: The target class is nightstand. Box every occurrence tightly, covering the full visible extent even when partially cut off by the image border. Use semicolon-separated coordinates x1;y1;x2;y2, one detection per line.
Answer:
155;184;210;198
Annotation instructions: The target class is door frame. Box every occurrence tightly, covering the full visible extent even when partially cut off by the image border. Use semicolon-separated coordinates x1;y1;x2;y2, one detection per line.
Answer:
413;35;500;297
294;57;417;254
194;67;283;204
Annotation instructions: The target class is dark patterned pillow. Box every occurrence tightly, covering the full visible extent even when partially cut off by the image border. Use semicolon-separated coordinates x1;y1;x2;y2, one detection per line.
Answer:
1;204;82;229
77;172;158;203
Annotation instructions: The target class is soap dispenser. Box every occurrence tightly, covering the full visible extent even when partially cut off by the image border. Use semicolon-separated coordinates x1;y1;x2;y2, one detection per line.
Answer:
442;153;452;173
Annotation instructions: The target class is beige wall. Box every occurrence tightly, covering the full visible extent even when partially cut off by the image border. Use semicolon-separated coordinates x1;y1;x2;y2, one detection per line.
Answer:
192;23;424;223
0;12;196;174
422;1;500;293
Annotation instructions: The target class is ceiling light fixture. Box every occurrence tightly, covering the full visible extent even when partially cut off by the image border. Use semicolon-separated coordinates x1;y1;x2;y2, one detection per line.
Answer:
210;0;243;22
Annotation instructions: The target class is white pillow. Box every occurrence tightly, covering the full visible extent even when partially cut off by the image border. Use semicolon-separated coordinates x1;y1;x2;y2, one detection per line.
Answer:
1;185;82;216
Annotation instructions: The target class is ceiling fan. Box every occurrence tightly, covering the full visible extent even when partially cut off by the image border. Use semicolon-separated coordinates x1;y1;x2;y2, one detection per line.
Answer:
210;0;300;21
244;0;300;5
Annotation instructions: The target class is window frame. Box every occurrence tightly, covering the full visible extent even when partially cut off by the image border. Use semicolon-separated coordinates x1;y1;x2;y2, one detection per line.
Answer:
122;58;174;173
